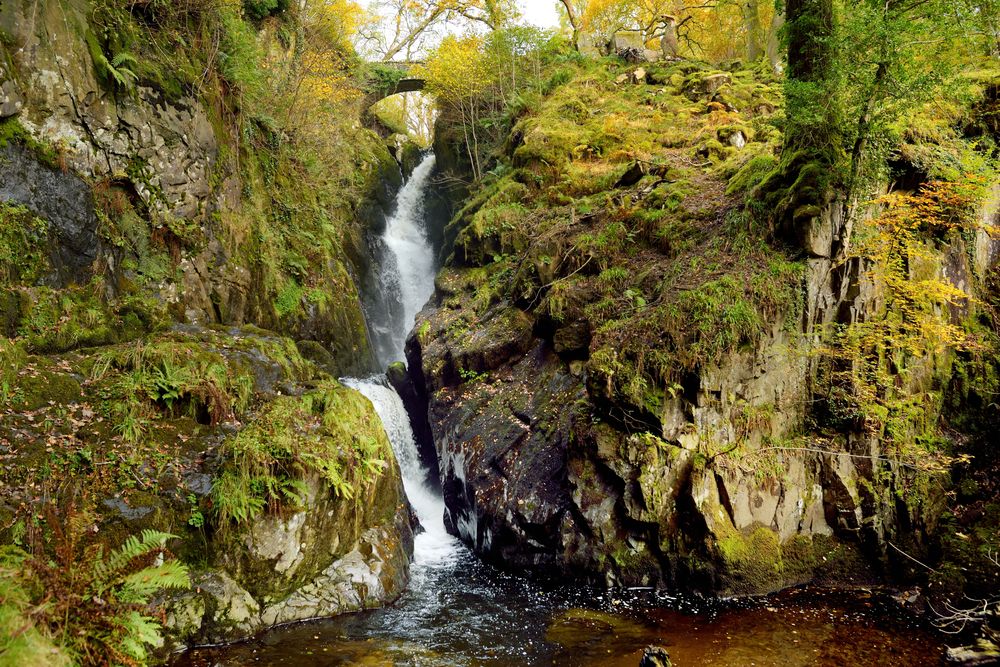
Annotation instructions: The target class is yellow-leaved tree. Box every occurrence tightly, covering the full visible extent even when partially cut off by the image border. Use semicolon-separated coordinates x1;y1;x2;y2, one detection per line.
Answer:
558;0;779;65
418;35;494;178
281;0;369;149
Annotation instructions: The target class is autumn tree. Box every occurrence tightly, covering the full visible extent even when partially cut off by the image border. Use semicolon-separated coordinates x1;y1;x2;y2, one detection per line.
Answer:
556;0;777;63
359;0;520;60
419;27;548;180
768;0;974;251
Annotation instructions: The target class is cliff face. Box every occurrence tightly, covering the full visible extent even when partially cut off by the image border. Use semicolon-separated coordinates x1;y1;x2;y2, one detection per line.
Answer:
0;0;414;651
410;58;1000;595
0;0;398;373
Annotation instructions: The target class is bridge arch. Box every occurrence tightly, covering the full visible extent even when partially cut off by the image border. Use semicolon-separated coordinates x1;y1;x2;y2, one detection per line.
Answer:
365;62;427;106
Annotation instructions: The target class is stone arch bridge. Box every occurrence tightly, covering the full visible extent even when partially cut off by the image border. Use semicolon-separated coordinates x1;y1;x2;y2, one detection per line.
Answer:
365;61;425;107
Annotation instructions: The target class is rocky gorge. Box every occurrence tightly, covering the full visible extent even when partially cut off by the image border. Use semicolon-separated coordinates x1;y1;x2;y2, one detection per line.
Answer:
402;54;1000;608
0;0;998;664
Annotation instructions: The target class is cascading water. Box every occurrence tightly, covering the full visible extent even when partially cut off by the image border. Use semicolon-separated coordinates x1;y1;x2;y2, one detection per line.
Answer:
342;376;459;569
348;151;463;583
368;155;440;367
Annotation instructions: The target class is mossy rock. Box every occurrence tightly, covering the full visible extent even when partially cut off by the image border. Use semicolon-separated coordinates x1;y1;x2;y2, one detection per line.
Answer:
717;526;784;594
11;368;83;410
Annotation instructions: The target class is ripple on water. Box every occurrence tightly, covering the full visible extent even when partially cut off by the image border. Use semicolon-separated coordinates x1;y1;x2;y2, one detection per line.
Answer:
176;560;944;667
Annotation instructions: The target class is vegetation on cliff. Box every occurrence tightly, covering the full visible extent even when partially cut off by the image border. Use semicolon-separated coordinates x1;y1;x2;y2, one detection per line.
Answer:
413;0;1000;632
0;0;418;661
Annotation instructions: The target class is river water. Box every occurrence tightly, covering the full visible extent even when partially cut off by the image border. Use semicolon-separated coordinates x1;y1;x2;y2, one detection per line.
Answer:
177;154;947;666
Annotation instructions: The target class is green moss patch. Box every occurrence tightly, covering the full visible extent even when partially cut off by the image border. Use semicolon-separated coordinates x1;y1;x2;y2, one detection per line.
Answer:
211;380;393;530
0;203;51;286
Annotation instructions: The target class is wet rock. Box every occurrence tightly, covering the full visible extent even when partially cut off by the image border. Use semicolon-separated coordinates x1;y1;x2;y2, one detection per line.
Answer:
0;144;98;286
640;646;673;667
945;640;1000;665
387;361;438;479
407;254;914;594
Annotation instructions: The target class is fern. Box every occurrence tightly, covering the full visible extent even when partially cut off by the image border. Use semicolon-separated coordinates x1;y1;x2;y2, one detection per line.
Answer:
86;31;139;92
118;560;191;603
5;501;191;666
116;610;165;662
91;529;177;595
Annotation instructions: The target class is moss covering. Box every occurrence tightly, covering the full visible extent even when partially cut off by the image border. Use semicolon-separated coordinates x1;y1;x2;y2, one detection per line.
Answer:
211;379;394;530
0;203;50;286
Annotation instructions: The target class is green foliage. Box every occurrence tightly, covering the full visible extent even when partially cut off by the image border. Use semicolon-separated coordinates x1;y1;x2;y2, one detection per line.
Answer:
5;285;166;355
0;502;189;666
218;6;269;104
363;63;407;95
211;381;391;529
86;29;139;92
458;367;489;383
244;0;291;21
0;561;72;667
90;335;265;441
777;0;982;240
0;204;50;286
274;280;304;318
816;177;991;468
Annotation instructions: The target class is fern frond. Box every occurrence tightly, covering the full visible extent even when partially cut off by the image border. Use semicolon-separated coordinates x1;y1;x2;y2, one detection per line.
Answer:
118;561;190;604
116;610;163;661
279;478;310;507
92;530;176;592
110;52;139;68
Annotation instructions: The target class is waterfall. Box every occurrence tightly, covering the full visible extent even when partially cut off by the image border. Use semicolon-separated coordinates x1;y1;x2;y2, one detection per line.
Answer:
369;155;439;368
343;377;458;566
346;152;459;567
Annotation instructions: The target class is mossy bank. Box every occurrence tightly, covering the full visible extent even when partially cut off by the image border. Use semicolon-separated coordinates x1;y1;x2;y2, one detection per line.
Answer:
0;0;419;660
410;53;1000;600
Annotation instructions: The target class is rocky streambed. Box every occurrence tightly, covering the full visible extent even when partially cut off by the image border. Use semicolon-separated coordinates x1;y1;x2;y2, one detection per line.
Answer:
176;572;943;666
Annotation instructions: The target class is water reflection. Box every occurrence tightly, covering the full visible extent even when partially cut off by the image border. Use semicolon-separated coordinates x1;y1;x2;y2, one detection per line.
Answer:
178;565;941;667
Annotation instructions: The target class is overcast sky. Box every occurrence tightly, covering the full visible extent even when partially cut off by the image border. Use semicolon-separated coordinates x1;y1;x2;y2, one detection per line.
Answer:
518;1;561;29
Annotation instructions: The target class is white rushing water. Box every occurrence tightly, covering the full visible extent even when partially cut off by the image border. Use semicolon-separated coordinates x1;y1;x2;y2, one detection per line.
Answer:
379;154;439;363
342;377;460;567
345;152;461;575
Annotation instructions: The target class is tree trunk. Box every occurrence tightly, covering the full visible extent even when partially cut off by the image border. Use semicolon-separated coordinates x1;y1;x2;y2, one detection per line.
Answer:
558;0;581;51
742;0;765;62
786;0;834;84
775;0;839;247
765;9;785;73
837;60;889;258
784;0;836;155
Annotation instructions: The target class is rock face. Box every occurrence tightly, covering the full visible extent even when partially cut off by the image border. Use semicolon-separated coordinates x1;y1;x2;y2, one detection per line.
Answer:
406;57;1000;597
0;144;99;285
409;283;847;593
1;1;216;221
406;192;996;595
0;0;400;375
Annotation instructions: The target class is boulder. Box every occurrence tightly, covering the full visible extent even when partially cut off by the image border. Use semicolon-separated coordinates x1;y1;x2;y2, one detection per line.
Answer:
640;646;673;667
0;78;23;118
